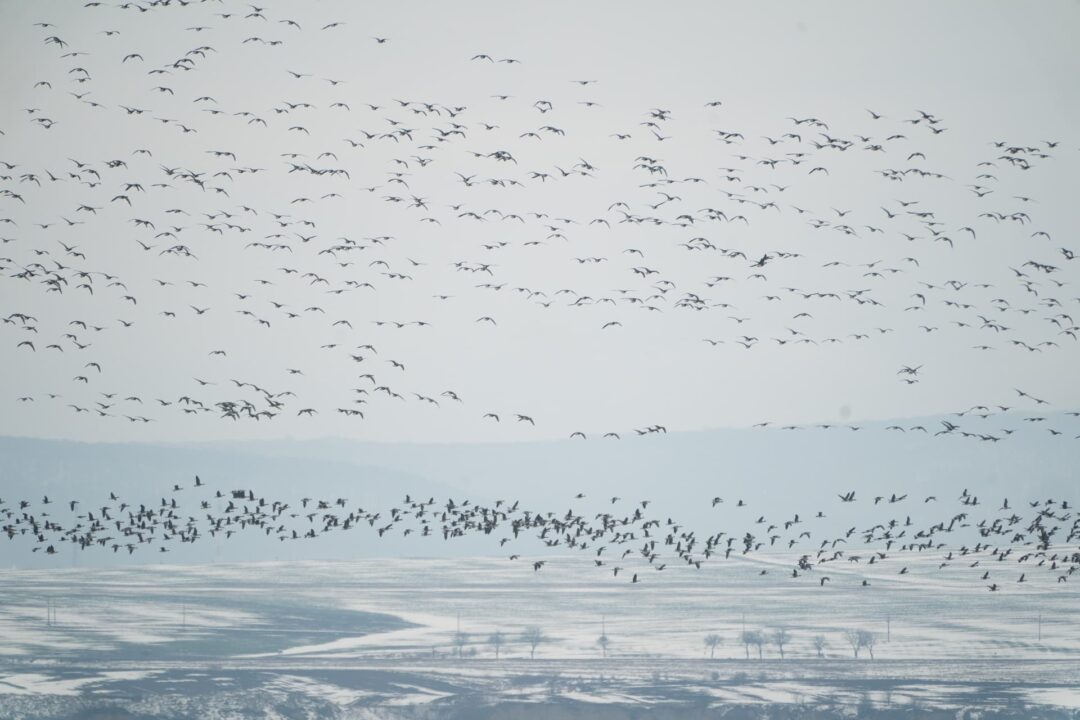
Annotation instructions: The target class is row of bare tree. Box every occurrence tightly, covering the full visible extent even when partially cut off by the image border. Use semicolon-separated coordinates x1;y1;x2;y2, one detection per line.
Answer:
705;628;877;660
453;626;549;659
447;625;878;660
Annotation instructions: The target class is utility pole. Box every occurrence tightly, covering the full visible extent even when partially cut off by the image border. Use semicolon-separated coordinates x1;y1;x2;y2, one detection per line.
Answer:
886;613;891;643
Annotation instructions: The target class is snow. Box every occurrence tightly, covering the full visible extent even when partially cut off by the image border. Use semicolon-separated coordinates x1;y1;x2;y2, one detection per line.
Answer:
380;683;455;705
268;674;376;706
1026;688;1080;709
0;556;1076;716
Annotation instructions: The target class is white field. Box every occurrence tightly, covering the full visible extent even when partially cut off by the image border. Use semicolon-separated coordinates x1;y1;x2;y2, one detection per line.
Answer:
0;555;1077;716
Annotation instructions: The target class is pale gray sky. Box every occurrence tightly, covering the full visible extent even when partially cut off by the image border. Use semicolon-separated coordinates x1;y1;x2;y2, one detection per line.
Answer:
1;0;1078;443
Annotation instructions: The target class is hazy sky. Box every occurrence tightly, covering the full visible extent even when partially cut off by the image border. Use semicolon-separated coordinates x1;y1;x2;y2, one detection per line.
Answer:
1;0;1079;444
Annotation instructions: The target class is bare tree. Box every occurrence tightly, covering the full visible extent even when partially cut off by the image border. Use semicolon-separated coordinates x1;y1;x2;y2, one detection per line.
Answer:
521;626;547;660
453;629;470;658
844;629;861;658
740;630;765;659
703;633;722;659
488;630;505;659
857;629;876;660
772;627;790;660
812;635;827;658
597;617;611;658
739;629;758;659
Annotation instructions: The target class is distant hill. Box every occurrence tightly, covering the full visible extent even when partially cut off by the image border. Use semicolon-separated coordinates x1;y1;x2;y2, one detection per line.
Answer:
1;414;1076;567
0;435;480;568
225;411;1078;517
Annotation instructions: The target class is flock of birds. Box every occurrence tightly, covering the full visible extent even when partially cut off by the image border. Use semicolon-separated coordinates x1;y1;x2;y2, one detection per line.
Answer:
3;475;1078;591
0;2;1078;445
1;2;1079;589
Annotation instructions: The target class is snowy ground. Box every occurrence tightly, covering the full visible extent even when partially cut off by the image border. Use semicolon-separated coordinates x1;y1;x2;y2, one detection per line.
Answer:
0;556;1078;718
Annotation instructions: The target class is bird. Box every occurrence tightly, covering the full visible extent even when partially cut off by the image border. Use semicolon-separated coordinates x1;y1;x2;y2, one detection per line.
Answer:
0;4;1076;599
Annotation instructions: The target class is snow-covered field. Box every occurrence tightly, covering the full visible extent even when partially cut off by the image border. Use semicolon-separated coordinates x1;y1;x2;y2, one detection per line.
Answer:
0;556;1077;718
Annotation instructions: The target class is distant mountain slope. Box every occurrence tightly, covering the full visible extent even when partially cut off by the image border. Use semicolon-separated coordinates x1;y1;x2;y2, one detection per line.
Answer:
0;436;478;567
228;412;1077;515
1;416;1075;567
